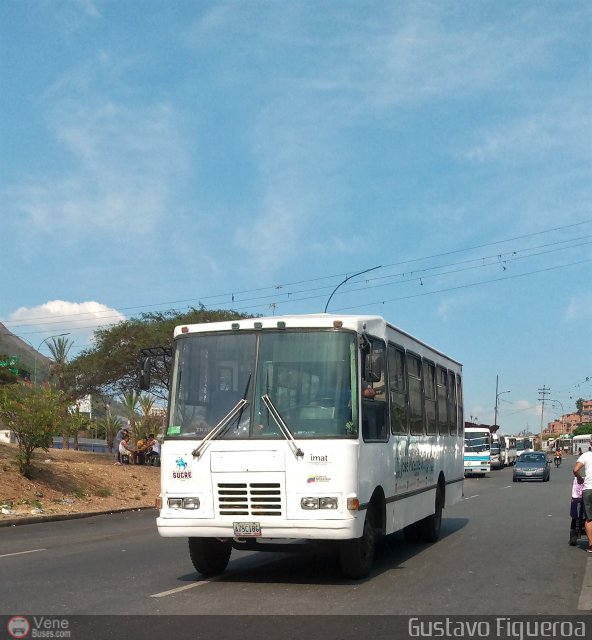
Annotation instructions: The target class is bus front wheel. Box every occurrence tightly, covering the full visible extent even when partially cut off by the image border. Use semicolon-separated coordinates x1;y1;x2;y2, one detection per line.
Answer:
338;512;376;579
188;537;232;576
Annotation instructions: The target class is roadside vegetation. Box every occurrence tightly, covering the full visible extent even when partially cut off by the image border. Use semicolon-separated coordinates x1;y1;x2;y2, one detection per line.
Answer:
0;307;251;479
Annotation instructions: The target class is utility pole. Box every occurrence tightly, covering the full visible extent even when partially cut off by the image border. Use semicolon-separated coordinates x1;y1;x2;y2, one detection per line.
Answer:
538;386;551;450
494;374;510;429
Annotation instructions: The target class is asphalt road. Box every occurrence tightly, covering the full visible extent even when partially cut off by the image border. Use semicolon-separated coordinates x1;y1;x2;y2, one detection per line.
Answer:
1;455;590;616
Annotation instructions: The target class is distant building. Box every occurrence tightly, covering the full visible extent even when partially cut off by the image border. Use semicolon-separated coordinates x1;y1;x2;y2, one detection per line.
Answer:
545;399;592;434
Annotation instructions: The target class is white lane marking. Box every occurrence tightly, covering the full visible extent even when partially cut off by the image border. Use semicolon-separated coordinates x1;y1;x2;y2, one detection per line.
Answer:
464;495;479;500
0;548;47;559
150;553;282;598
578;557;592;610
151;581;212;598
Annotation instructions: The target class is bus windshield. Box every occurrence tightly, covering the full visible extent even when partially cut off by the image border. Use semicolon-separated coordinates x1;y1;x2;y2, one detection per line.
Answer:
464;434;490;453
167;330;357;440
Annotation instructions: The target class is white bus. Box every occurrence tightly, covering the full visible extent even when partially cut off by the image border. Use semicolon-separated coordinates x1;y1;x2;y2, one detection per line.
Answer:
515;436;533;458
572;435;591;455
144;314;464;579
502;435;517;466
490;433;505;469
464;427;491;475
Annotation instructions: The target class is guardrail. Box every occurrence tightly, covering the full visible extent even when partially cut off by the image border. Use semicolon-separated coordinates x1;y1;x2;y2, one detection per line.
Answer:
52;438;113;455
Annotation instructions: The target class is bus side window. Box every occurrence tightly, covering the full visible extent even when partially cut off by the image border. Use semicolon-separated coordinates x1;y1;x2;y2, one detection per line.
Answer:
424;360;437;435
447;369;457;436
388;344;408;434
436;366;448;435
407;353;424;435
456;374;463;435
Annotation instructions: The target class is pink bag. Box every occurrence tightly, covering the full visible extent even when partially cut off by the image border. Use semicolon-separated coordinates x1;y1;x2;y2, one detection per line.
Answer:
572;477;584;499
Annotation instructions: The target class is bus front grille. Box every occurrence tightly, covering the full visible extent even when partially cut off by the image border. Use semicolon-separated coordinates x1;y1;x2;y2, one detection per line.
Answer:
217;482;283;517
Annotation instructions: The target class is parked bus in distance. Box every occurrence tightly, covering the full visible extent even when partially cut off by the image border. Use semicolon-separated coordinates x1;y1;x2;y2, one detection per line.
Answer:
490;433;506;469
554;436;573;454
515;436;533;458
141;314;464;579
502;435;517;466
464;427;491;476
572;434;592;455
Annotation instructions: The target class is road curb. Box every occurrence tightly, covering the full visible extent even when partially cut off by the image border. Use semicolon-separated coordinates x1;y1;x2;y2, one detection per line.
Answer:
0;506;157;528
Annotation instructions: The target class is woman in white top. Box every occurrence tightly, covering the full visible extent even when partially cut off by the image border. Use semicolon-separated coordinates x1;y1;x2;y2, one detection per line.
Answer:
118;437;135;464
147;434;160;465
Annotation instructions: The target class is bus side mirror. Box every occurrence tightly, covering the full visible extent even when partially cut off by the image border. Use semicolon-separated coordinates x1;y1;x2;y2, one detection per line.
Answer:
360;335;382;384
139;357;151;390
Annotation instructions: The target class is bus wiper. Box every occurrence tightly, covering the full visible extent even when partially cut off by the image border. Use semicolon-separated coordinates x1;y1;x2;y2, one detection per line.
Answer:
192;374;252;459
192;399;249;460
261;394;304;459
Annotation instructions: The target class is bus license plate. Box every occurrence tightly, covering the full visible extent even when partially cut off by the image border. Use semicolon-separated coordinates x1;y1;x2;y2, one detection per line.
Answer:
233;522;261;537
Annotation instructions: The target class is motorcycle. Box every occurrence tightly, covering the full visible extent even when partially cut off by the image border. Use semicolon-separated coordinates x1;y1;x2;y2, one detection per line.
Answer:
554;454;562;468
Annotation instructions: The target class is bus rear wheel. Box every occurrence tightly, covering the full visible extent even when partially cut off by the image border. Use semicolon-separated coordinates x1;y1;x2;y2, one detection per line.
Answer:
338;512;376;579
403;520;423;543
188;537;232;576
421;484;443;543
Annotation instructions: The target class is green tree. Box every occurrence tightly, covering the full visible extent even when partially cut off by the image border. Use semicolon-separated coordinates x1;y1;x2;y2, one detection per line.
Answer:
0;383;68;478
67;407;89;451
138;393;163;438
97;413;123;453
47;336;73;376
573;423;592;436
120;390;140;440
47;336;76;449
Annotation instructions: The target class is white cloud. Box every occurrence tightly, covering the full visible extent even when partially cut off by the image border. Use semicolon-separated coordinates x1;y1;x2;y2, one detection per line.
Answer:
9;301;125;346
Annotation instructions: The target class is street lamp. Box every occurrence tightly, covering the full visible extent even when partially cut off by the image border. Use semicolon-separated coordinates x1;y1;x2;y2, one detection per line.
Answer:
549;399;565;438
493;375;510;428
34;333;70;385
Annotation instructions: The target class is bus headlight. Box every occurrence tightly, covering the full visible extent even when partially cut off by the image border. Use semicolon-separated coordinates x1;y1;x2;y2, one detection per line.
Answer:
319;497;338;509
301;497;339;510
301;497;319;510
167;497;200;510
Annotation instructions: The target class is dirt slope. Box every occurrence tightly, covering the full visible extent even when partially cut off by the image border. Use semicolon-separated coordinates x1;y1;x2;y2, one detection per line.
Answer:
0;442;160;524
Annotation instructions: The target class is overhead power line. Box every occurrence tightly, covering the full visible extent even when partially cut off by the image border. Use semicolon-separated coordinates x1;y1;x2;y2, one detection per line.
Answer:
3;220;591;336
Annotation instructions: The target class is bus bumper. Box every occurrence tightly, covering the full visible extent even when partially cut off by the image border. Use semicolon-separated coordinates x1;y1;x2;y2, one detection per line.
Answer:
464;463;490;475
156;516;359;540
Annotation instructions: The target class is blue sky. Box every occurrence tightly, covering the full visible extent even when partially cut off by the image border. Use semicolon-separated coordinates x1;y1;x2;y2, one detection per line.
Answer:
1;1;590;434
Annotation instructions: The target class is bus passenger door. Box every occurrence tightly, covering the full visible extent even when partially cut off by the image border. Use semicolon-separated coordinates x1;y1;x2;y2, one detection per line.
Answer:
361;340;388;442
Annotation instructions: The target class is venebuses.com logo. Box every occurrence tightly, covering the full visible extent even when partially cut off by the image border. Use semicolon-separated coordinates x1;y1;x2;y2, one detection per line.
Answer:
7;617;30;639
6;616;71;639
